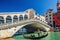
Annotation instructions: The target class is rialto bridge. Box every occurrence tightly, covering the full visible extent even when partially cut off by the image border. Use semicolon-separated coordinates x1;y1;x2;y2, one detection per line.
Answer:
0;9;51;38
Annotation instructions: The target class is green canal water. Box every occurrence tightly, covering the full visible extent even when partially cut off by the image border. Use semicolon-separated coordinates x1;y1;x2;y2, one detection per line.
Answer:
1;32;60;40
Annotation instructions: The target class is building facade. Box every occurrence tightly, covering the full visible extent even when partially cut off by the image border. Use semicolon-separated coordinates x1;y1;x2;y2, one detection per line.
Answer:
53;1;60;28
45;9;54;27
45;1;60;31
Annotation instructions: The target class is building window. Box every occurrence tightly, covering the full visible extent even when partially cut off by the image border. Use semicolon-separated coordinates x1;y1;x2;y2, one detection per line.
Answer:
49;12;51;13
46;16;48;17
49;14;51;16
50;21;51;23
50;17;51;19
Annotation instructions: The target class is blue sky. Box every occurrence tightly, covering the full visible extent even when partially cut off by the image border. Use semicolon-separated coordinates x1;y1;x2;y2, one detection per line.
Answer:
0;0;58;14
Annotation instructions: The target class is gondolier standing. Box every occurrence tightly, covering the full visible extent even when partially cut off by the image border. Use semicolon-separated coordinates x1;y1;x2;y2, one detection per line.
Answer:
37;29;40;37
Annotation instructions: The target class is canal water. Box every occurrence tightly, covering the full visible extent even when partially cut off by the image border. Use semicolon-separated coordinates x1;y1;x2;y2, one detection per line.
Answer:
1;32;60;40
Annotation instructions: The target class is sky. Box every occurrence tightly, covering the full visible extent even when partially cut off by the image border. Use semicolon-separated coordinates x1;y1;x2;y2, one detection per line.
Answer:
0;0;58;15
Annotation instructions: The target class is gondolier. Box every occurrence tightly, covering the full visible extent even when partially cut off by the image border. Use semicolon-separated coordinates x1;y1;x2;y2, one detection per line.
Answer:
37;29;40;37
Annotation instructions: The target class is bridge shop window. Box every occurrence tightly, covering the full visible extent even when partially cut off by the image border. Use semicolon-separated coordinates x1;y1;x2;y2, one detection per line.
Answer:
6;16;12;23
24;15;28;20
0;16;4;24
13;15;18;22
19;15;23;21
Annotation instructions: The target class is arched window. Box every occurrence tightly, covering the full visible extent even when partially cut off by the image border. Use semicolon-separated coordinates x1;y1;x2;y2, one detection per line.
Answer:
19;15;23;21
13;15;18;22
0;16;4;24
24;15;28;20
6;16;12;23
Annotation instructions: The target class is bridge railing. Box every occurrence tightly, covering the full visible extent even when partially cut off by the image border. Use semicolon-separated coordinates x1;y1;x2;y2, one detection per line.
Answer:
34;19;51;28
0;18;50;30
0;19;35;29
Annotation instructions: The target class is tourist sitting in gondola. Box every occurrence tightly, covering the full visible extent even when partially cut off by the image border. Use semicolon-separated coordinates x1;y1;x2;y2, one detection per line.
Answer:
23;29;48;39
31;34;35;38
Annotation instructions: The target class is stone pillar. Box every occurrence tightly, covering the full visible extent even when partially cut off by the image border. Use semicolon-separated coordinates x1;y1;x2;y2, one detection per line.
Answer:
18;16;19;22
23;15;24;20
4;16;7;24
4;17;6;24
12;18;13;23
11;16;13;23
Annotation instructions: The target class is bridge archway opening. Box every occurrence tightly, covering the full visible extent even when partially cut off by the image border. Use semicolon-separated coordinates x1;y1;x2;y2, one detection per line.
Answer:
6;16;12;23
0;16;4;24
24;15;28;20
23;23;46;33
19;15;23;21
14;23;46;35
13;15;18;22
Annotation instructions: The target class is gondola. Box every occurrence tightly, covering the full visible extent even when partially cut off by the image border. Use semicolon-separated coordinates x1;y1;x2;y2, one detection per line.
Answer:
23;32;48;39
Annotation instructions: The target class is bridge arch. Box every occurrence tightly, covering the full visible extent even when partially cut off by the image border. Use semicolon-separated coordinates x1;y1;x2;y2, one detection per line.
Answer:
24;14;28;20
0;16;4;24
6;16;12;23
22;23;46;32
19;15;23;21
13;22;49;36
16;20;50;33
13;15;18;22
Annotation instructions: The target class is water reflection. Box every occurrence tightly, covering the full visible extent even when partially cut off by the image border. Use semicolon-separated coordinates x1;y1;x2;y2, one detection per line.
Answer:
0;38;15;40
